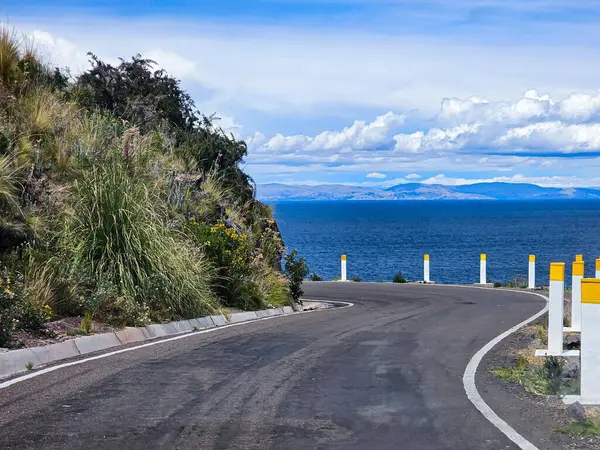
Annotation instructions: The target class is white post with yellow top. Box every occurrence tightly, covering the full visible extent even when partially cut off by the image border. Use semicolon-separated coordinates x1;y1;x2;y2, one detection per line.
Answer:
340;255;347;282
576;254;583;262
479;254;486;285
536;262;579;357
528;255;536;289
424;254;430;283
579;278;600;405
565;259;584;332
596;258;600;278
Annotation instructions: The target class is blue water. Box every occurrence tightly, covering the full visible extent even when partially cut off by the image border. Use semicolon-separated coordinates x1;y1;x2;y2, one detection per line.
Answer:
270;200;600;285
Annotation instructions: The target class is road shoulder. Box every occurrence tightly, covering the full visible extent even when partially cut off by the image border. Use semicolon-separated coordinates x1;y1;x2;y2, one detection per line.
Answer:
477;314;600;450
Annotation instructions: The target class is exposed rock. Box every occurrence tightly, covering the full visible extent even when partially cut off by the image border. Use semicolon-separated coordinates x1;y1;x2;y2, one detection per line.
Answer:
566;401;587;422
562;357;580;379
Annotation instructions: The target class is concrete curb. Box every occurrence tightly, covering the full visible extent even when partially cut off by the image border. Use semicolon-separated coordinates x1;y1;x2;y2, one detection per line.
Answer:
0;305;298;380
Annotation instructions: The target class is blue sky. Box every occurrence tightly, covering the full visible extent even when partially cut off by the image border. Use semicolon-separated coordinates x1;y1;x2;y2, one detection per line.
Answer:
7;1;600;187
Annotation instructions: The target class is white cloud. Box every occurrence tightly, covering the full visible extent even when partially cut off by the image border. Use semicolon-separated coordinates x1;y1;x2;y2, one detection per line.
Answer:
254;112;406;153
28;29;89;72
366;172;387;179
16;21;600;186
14;17;600;117
406;173;422;179
144;50;198;80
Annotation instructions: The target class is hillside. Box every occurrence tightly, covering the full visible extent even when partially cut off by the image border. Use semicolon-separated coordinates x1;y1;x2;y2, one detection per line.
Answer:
0;25;305;348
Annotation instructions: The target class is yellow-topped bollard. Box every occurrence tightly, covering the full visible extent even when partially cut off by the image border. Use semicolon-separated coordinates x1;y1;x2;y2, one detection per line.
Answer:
595;258;600;278
528;255;536;289
576;254;583;262
340;255;347;281
423;254;430;283
479;254;487;284
579;279;600;404
537;263;578;357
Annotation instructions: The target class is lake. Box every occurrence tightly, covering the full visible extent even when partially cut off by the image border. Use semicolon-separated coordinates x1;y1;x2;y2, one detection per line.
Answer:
270;200;600;285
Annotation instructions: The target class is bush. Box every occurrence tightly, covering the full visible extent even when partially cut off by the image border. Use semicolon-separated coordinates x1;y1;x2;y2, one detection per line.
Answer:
494;282;502;288
63;156;216;324
184;218;258;309
351;275;361;282
392;272;407;283
284;249;309;306
309;273;322;281
0;269;19;347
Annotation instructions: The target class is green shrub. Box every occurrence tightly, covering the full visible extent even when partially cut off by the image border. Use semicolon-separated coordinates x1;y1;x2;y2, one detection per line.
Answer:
309;273;322;281
251;264;291;308
0;269;20;346
351;275;361;282
284;249;309;306
542;356;565;394
494;282;502;288
63;156;216;324
393;272;407;283
183;218;257;308
81;311;93;334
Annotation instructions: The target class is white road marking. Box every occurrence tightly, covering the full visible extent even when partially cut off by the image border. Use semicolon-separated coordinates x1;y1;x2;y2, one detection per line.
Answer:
0;301;353;389
461;289;549;450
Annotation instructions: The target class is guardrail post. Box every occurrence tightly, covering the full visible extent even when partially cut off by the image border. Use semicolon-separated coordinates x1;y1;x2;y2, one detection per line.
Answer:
341;255;347;282
565;259;584;332
580;278;600;405
479;254;486;284
424;254;430;283
596;258;600;278
536;262;579;357
528;255;536;289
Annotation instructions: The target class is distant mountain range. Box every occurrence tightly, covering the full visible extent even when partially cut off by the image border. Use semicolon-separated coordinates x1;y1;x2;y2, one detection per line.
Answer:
256;182;600;201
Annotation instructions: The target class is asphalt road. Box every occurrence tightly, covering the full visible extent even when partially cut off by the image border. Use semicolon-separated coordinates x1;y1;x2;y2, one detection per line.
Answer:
0;283;545;450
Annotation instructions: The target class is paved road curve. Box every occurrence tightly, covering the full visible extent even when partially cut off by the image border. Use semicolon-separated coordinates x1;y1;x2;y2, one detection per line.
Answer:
0;283;544;450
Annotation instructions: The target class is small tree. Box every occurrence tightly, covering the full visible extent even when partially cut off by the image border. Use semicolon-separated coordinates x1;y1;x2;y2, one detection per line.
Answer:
309;272;322;281
392;272;407;283
284;249;309;307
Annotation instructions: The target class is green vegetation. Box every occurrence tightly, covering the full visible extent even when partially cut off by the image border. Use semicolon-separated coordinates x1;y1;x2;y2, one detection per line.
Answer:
351;275;361;282
555;419;600;436
309;273;322;281
393;272;408;283
284;250;309;306
0;24;298;347
492;356;568;395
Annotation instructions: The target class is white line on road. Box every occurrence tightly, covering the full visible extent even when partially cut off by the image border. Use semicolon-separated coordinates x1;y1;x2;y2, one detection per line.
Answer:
0;301;353;390
462;289;549;450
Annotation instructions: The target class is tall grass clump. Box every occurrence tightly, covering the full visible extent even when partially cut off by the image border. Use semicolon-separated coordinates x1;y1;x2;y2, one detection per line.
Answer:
63;154;217;324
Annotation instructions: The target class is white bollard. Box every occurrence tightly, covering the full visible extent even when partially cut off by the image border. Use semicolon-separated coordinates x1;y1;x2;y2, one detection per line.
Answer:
528;255;536;289
565;260;584;332
596;258;600;278
579;279;600;405
424;254;430;283
536;262;579;357
479;254;487;284
341;255;347;282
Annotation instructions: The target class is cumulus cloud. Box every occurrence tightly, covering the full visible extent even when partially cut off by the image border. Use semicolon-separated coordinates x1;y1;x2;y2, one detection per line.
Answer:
406;173;422;179
14;15;600;118
366;172;387;179
253;112;406;153
18;25;600;185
